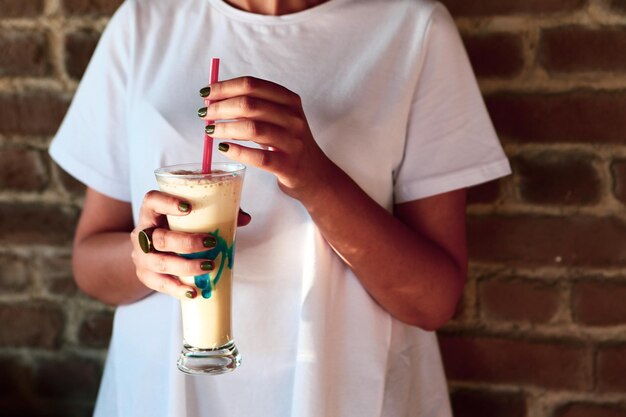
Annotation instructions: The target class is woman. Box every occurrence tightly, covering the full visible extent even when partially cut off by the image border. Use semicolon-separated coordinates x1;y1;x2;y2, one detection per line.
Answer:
50;0;510;415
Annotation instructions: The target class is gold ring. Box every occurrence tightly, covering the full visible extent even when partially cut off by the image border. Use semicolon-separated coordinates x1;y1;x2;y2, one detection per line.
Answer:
138;227;156;254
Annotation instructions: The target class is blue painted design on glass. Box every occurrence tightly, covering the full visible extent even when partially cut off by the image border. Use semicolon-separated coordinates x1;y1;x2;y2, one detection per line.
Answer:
181;229;234;299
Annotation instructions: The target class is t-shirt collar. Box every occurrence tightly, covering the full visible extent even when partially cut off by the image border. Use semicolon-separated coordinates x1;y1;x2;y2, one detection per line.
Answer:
207;0;352;24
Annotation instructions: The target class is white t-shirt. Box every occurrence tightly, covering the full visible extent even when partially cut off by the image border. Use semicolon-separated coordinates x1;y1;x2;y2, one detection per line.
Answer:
50;0;511;416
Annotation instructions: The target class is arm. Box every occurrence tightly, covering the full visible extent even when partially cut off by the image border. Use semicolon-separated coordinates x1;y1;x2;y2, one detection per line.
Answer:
305;170;466;330
72;188;150;305
73;188;250;305
202;76;467;330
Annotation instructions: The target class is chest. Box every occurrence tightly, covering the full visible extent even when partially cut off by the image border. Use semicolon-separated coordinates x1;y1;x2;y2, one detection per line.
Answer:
125;16;416;220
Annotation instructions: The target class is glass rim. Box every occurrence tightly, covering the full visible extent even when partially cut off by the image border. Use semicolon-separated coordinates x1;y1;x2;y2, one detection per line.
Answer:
154;162;246;179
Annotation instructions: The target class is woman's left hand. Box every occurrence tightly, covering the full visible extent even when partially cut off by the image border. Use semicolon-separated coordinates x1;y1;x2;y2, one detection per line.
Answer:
199;76;338;202
199;77;467;330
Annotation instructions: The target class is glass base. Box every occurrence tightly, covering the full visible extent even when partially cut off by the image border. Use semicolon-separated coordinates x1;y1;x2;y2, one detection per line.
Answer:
177;340;241;375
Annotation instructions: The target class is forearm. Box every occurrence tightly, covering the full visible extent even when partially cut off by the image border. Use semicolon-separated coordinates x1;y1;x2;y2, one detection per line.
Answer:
302;169;466;330
201;76;466;329
73;232;152;306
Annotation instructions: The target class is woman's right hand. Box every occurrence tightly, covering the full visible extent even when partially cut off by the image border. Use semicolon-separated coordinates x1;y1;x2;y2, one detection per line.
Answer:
129;190;251;300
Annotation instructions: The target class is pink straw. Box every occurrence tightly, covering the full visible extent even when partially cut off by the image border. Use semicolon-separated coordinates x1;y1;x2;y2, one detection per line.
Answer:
202;58;220;174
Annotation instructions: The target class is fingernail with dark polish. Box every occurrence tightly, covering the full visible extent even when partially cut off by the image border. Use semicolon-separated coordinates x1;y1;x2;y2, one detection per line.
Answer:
185;290;196;299
203;236;217;248
205;124;215;134
201;261;214;271
218;143;229;152
178;201;190;212
197;107;207;117
199;87;211;97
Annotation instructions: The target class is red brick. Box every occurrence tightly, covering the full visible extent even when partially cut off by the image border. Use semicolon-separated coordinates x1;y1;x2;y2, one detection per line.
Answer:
39;254;78;296
611;159;626;205
0;91;70;136
597;345;626;391
440;0;585;16
50;160;86;196
0;0;44;17
468;215;626;266
58;167;86;196
63;0;123;16
439;335;591;389
0;356;33;397
0;147;47;191
467;179;501;204
573;281;626;326
479;278;560;323
541;27;626;73
65;29;100;80
513;153;601;205
0;303;64;348
0;203;78;245
0;401;93;417
450;388;526;417
463;33;524;78
78;311;113;348
611;0;626;13
0;204;78;245
555;403;626;417
0;31;50;77
0;254;30;291
485;92;626;143
36;357;100;399
451;288;468;320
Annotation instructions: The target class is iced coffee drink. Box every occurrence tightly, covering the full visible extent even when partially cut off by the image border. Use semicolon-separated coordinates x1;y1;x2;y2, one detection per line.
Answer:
155;162;245;375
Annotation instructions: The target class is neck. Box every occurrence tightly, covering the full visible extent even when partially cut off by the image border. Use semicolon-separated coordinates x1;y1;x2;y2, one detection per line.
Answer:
225;0;328;15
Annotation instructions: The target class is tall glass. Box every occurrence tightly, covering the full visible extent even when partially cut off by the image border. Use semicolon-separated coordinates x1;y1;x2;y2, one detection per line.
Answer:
155;162;245;375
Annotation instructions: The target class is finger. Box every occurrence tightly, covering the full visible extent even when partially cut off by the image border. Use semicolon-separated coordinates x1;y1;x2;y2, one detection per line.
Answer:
200;96;302;130
144;251;216;278
218;142;287;175
139;190;191;228
237;208;251;227
209;120;300;153
205;76;301;107
150;228;217;254
139;270;198;300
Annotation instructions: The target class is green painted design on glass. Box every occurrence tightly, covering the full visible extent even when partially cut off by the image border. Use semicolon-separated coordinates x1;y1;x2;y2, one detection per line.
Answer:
181;229;234;299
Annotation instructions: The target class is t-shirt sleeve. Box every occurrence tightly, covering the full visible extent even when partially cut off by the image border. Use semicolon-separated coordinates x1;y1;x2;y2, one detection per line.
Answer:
393;4;511;204
49;1;134;202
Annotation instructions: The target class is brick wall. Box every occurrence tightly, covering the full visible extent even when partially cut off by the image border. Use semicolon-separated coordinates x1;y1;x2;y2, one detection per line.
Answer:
0;1;121;415
1;0;625;416
439;0;626;416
